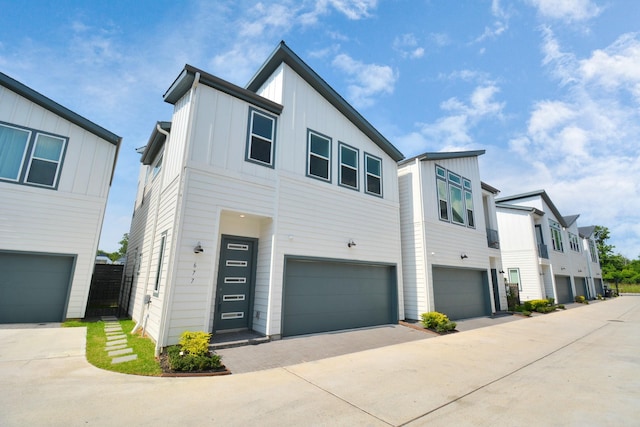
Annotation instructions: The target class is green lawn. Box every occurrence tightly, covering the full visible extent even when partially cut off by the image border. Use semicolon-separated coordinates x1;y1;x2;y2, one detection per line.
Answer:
614;283;640;293
64;319;162;376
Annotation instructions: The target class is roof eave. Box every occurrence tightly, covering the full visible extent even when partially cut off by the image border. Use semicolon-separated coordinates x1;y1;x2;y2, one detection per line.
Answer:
141;121;171;165
247;41;404;162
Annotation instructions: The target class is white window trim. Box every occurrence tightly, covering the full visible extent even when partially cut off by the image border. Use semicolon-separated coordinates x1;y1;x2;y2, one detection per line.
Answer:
364;152;382;197
338;142;359;190
508;268;522;291
245;108;276;168
435;164;474;228
306;129;332;182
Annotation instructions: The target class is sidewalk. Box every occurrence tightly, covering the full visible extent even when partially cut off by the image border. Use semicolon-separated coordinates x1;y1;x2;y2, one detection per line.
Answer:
1;297;638;426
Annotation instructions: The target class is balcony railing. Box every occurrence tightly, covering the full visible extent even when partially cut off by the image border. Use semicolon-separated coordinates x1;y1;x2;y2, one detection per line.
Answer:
486;228;500;249
538;243;549;259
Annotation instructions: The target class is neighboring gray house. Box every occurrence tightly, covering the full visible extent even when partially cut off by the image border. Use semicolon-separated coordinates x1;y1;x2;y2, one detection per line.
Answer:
0;72;121;323
123;42;405;352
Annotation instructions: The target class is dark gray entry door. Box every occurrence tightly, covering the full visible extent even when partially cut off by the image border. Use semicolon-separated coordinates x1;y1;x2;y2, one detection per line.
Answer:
0;252;74;323
554;275;573;304
282;259;397;337
214;236;257;331
432;267;490;320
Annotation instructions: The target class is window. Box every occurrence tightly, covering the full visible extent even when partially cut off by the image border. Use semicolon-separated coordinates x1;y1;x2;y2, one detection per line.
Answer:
339;143;358;189
246;108;276;167
588;239;598;263
436;165;474;228
508;268;522;291
549;220;564;252
364;153;382;196
0;122;66;189
152;154;163;178
569;233;580;252
307;130;331;181
154;233;167;294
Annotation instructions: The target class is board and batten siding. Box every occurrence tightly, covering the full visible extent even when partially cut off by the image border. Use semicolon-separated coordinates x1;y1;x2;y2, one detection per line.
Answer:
0;86;117;319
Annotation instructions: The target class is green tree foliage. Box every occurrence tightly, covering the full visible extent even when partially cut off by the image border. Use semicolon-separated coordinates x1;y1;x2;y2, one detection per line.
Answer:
96;233;129;262
595;225;640;284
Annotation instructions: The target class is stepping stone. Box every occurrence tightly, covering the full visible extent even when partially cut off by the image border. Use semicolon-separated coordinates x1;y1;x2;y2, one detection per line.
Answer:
104;328;122;333
106;344;128;351
111;354;137;364
102;316;118;321
106;334;126;341
108;348;134;357
106;331;123;336
106;339;127;347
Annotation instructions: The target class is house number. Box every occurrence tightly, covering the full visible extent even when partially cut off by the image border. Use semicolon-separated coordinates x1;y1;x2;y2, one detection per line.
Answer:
191;262;197;283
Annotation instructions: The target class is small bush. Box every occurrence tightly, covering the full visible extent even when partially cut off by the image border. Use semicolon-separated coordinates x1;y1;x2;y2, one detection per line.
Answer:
167;346;221;372
557;304;565;310
524;299;551;312
575;295;588;304
179;331;211;356
546;297;555;306
421;311;457;333
597;294;604;300
535;305;556;313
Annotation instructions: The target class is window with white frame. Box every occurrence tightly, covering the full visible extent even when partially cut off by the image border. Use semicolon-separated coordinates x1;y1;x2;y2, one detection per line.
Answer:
569;233;580;252
339;142;358;189
549;220;564;252
307;130;331;181
246;108;276;167
435;165;475;228
153;232;167;295
152;153;163;178
364;153;382;196
508;268;522;291
0;122;67;189
588;239;598;263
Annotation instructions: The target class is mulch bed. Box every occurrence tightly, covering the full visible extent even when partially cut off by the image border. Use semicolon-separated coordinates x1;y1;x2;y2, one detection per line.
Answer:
158;353;231;377
399;320;458;335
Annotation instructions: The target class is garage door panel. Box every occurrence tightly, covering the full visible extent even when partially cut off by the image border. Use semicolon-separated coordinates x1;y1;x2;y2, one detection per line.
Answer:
283;259;396;337
432;267;490;320
575;278;587;298
0;253;74;323
554;275;573;304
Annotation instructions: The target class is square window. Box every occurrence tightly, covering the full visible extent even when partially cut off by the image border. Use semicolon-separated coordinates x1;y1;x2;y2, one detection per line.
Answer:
246;108;276;167
307;130;331;182
339;143;358;190
0;123;31;181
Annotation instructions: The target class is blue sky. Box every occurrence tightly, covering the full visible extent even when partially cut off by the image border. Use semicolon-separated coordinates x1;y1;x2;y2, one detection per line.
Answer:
1;0;639;258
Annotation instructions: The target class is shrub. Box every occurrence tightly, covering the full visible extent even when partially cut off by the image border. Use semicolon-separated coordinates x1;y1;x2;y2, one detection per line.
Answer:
167;346;221;372
546;297;555;306
575;295;587;304
420;311;457;333
597;294;604;300
535;305;556;313
179;331;211;356
557;304;565;310
523;299;551;312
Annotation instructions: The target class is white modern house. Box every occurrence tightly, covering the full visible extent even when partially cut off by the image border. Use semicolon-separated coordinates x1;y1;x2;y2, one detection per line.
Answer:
495;190;600;303
123;42;406;351
579;225;605;297
0;72;121;323
398;150;506;321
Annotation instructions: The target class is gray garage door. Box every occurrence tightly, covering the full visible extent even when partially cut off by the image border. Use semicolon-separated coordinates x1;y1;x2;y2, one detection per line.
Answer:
0;252;74;323
595;279;604;296
574;277;587;299
282;258;397;337
554;275;573;304
432;267;491;320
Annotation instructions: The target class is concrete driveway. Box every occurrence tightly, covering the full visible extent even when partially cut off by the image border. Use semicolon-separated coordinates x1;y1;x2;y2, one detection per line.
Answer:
1;297;639;426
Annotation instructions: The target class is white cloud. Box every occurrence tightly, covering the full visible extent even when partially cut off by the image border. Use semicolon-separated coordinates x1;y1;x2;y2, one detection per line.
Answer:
393;33;425;59
300;0;378;24
527;0;602;23
473;0;510;43
332;53;397;108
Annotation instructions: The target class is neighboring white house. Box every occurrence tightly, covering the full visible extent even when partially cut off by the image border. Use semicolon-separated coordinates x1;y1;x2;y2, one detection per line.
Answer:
398;150;506;321
495;190;600;303
579;225;605;297
123;42;405;351
0;72;121;323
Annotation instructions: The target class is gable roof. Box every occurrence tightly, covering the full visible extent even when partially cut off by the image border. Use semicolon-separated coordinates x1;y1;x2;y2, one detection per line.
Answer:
399;150;485;165
578;225;596;239
0;72;121;146
495;202;545;216
481;181;500;194
495;189;567;227
563;214;580;228
246;41;404;162
163;65;283;116
141;121;171;165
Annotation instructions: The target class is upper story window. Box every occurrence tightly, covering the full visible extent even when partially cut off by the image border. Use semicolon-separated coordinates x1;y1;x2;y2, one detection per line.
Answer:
588;239;598;263
364;153;382;197
246;108;276;167
0;122;67;189
436;165;474;228
568;233;580;252
152;153;163;178
339;143;358;190
154;232;167;295
549;219;564;252
307;130;331;182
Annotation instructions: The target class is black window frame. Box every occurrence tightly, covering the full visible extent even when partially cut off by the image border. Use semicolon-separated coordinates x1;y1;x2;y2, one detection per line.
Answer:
306;129;332;182
338;142;359;190
245;107;277;168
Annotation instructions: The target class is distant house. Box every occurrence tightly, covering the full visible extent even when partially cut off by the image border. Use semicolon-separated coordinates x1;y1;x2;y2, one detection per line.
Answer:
495;190;600;303
398;150;506;321
123;42;405;351
0;72;121;323
578;225;605;296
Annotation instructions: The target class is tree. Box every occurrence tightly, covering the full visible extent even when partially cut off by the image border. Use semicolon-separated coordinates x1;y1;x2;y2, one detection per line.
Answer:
593;225;614;264
110;233;129;262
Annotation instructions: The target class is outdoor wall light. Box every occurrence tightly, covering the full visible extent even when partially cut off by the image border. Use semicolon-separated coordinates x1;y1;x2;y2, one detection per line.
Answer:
348;239;357;248
499;270;505;274
194;242;204;253
460;253;468;259
560;266;566;270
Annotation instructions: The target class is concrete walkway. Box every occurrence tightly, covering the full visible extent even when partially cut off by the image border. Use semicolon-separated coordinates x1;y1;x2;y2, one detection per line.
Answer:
0;297;638;426
102;316;137;364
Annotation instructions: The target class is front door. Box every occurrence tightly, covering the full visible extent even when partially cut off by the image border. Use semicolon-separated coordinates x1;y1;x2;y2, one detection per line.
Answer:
491;268;501;312
214;236;257;332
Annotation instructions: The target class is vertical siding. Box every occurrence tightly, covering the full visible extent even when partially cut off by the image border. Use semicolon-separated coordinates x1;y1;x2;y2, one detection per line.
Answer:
0;86;116;319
